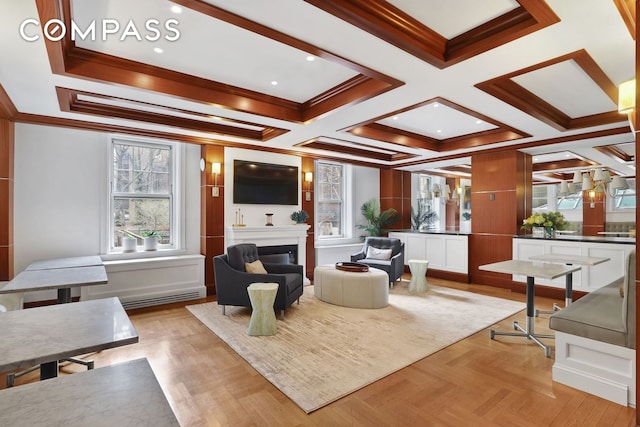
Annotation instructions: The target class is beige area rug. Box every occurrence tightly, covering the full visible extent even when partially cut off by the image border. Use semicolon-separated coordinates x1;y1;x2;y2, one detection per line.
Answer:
187;283;525;413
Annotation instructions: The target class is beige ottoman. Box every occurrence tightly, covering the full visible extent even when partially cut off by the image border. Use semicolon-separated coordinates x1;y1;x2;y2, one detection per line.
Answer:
314;265;389;309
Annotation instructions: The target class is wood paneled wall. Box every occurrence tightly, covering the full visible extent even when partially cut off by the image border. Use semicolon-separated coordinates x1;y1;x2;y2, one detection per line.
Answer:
0;119;13;280
380;169;411;231
301;157;315;281
200;145;225;295
470;151;531;287
582;190;605;236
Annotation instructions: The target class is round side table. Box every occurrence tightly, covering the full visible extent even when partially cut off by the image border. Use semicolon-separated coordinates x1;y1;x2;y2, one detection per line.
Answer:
408;260;429;293
247;282;279;336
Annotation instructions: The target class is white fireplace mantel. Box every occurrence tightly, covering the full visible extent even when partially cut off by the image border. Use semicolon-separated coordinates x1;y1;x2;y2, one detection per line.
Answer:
225;225;311;284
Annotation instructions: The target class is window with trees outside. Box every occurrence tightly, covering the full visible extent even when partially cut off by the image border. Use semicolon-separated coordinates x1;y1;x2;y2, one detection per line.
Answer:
110;138;175;251
316;161;344;238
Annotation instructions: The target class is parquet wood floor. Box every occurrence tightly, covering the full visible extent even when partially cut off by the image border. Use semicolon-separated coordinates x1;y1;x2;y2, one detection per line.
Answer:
2;277;636;426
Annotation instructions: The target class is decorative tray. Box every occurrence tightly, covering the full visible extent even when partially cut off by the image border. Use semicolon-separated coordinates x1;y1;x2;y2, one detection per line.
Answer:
335;262;369;272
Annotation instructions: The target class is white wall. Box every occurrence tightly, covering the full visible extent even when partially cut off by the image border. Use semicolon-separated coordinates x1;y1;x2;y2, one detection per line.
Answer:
224;147;302;227
13;123;202;302
350;165;380;240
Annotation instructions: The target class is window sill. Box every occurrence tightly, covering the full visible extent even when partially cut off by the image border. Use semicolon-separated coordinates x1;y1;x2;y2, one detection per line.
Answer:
101;247;191;262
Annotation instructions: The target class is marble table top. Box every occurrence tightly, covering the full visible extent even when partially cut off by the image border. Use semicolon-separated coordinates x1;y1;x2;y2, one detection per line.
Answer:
0;265;108;295
0;297;138;372
479;259;581;280
528;254;610;266
0;358;179;426
25;255;103;271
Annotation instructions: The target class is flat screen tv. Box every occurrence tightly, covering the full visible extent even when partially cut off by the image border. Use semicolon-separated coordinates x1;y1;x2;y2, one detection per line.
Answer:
233;160;298;205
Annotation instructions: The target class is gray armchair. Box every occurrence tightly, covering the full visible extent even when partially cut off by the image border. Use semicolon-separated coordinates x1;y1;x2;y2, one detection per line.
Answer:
213;243;304;319
351;237;405;287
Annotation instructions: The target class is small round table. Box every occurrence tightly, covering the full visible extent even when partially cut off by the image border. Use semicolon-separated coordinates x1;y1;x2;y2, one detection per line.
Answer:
408;259;429;293
247;282;279;336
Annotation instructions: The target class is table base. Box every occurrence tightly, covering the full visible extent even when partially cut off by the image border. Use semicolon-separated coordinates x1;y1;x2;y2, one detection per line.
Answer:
490;316;554;357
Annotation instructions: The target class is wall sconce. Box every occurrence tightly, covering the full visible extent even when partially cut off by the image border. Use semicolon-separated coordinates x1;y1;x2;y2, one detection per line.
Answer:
211;162;221;197
431;184;441;198
304;171;313;201
618;79;635;131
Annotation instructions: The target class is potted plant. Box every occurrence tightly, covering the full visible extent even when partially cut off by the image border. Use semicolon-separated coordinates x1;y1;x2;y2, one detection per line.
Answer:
290;210;309;224
357;199;400;237
122;232;137;252
142;230;159;251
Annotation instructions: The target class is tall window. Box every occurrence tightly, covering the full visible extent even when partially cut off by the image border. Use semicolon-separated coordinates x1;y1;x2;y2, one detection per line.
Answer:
613;178;636;210
316;161;344;238
532;185;549;210
110;138;175;251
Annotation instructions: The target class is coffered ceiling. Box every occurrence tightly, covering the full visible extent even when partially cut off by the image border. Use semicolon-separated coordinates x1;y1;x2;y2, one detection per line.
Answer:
0;0;636;182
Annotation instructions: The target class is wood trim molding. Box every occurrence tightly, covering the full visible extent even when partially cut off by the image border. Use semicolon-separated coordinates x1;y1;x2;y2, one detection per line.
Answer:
342;97;529;152
532;158;596;172
398;126;632;168
593;144;635;163
476;50;624;131
295;137;417;162
303;0;559;69
36;0;403;125
0;85;18;119
56;87;288;141
613;0;636;41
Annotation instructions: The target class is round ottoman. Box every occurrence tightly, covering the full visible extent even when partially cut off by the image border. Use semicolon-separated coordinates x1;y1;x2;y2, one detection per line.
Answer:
313;265;389;308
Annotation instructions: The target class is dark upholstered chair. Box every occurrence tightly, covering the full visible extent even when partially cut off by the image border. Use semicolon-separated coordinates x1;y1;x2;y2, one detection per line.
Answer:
213;243;304;319
351;237;405;287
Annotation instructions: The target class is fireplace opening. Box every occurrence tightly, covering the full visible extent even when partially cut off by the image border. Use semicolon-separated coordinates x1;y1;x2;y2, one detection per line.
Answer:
258;244;297;265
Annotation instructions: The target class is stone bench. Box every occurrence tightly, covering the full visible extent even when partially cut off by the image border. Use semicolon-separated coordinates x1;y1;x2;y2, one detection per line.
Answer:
549;250;636;407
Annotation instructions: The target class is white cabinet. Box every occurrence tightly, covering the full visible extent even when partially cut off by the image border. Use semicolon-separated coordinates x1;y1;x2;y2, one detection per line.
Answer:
512;237;633;291
389;232;468;274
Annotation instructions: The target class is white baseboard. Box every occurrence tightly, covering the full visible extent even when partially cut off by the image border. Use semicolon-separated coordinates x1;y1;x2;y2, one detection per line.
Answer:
553;332;635;407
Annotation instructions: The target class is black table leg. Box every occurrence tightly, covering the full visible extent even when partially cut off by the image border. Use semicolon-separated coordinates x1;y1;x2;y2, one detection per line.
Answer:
490;276;554;357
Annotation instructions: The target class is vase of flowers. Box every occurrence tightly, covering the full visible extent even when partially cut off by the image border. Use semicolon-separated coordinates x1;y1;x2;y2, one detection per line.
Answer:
521;211;568;238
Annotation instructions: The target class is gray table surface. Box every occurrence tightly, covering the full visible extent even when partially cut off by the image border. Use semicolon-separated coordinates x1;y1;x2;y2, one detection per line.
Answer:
479;259;581;279
528;253;610;266
0;297;138;372
0;358;179;426
0;265;108;295
25;255;103;271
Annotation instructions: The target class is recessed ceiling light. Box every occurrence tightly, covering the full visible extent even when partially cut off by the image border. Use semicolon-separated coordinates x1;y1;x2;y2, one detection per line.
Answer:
170;5;183;14
436;129;442;133
271;81;278;86
476;120;483;124
392;116;398;120
153;47;164;54
306;55;315;61
433;103;439;108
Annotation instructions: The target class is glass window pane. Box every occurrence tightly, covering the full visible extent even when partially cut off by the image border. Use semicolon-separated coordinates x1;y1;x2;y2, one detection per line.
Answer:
532;185;548;209
113;143;171;194
113;197;171;247
317;162;343;237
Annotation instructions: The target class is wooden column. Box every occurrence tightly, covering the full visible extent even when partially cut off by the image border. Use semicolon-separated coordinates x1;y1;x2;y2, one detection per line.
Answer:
582;190;605;236
634;11;639;418
380;169;411;231
200;145;225;296
301;157;315;281
470;151;531;287
0;119;13;280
